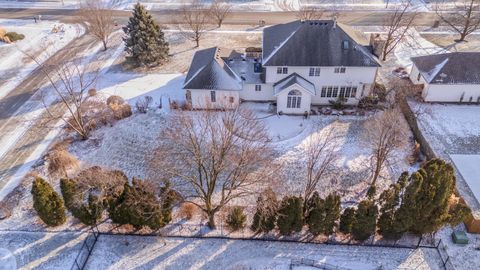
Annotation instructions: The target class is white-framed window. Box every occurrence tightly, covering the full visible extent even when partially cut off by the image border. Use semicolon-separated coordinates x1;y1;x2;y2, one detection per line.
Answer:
351;86;357;97
229;96;235;103
339;87;346;98
345;87;351;97
309;67;320;77
334;67;346;73
282;67;288;74
321;86;327;97
417;73;421;81
287;89;302;109
327;86;333;98
255;84;262;91
210;91;216;102
277;67;282;74
332;87;339;98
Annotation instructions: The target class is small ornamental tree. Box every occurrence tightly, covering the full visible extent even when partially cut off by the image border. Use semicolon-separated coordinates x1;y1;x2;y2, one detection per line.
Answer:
352;200;378;241
31;177;66;226
226;206;247;231
339;207;356;234
108;179;170;230
251;188;278;233
277;196;304;235
123;3;169;66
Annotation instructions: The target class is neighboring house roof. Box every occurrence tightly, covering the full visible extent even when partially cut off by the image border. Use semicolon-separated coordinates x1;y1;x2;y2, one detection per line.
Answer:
273;73;316;95
262;20;380;67
411;52;480;84
183;47;242;91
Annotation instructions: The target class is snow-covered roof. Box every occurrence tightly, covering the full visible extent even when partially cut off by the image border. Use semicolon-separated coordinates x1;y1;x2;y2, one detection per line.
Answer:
183;47;242;91
273;73;315;96
411;52;480;84
262;20;380;67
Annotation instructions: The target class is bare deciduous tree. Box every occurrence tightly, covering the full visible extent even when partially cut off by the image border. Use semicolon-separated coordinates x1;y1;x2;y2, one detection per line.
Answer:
435;0;480;42
363;109;409;195
149;107;273;228
27;53;101;140
177;0;211;47
302;126;338;205
79;0;115;51
381;0;417;61
296;6;325;21
209;0;232;28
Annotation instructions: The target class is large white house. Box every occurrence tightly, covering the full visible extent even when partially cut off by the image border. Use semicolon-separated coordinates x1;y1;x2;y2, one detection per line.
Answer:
410;52;480;103
183;20;380;114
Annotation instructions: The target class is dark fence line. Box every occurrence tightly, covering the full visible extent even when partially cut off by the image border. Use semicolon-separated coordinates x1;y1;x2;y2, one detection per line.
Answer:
71;225;100;270
98;222;441;250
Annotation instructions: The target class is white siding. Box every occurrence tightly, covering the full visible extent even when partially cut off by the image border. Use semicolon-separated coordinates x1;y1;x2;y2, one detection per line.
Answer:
239;83;275;101
276;86;312;114
409;64;427;85
423;84;480;103
265;66;377;105
188;89;240;109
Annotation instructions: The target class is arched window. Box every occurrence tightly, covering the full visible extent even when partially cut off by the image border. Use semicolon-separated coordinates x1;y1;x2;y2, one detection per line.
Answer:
287;90;302;108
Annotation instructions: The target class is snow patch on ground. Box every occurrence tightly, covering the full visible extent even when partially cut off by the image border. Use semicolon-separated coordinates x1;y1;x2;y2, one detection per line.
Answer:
0;19;83;100
84;235;441;270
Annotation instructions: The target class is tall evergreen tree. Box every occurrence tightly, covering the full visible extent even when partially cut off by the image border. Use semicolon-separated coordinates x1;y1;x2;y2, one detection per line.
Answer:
352;199;378;241
377;182;402;240
108;179;170;230
60;178;104;226
305;192;325;235
123;3;169;66
395;159;470;235
31;177;66;226
251;188;278;233
339;207;356;234
306;192;340;236
277;196;304;235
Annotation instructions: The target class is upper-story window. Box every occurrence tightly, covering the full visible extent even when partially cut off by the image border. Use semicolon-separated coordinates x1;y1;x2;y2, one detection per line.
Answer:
255;85;262;91
277;67;288;74
309;67;321;77
417;73;421;81
334;67;346;73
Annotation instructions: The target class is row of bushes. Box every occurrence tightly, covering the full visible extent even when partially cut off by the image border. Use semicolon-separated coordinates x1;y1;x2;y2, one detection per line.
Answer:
32;167;177;230
243;159;470;241
32;159;470;242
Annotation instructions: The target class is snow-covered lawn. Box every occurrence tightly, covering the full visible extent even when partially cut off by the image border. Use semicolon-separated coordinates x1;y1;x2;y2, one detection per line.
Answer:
0;231;86;270
85;235;442;270
450;155;480;204
437;226;480;270
0;19;83;100
412;101;480;214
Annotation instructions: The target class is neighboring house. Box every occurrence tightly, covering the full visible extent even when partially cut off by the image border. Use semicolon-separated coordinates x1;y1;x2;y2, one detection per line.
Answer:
410;52;480;103
183;20;381;114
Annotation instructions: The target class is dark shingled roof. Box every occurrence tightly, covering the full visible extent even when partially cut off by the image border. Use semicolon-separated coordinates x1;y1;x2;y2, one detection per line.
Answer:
262;20;380;67
273;73;315;95
183;47;242;91
411;52;480;84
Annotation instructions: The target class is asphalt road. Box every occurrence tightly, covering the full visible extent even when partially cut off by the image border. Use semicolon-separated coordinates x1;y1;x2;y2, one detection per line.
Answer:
0;8;440;26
